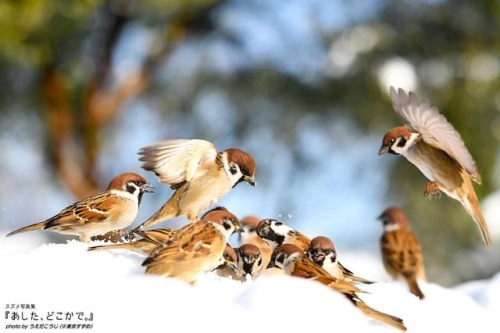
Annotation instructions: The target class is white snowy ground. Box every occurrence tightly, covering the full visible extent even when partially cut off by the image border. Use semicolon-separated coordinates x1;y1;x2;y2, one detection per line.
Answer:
0;237;498;333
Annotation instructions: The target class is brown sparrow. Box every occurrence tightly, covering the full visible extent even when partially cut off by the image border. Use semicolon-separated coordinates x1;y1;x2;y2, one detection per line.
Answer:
213;244;243;281
378;207;426;299
268;244;407;331
306;236;374;284
6;172;153;243
134;139;256;231
236;244;264;280
239;215;273;267
255;218;310;251
88;228;176;255
379;87;490;246
142;207;241;284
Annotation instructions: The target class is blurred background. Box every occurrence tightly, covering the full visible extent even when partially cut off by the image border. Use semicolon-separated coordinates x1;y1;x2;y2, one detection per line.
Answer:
0;0;499;286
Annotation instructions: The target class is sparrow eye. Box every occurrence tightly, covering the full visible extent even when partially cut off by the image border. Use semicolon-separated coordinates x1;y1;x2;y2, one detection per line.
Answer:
274;221;283;227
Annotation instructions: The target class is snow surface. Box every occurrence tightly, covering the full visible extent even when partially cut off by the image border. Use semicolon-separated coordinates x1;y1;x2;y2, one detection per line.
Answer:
0;238;497;333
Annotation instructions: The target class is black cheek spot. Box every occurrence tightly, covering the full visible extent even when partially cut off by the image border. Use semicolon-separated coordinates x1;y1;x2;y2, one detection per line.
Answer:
397;137;407;147
126;184;136;194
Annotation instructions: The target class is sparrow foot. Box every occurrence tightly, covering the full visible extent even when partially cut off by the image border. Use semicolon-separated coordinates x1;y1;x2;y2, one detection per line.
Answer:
424;182;441;199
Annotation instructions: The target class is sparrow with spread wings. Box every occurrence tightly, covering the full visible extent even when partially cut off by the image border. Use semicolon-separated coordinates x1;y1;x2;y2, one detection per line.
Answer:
379;87;490;246
133;139;256;232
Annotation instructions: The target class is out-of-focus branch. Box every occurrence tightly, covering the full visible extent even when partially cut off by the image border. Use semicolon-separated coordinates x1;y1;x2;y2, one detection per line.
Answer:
41;66;98;199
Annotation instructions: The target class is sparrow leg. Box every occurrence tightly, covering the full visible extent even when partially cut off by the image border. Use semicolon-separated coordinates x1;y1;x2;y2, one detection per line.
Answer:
424;181;441;199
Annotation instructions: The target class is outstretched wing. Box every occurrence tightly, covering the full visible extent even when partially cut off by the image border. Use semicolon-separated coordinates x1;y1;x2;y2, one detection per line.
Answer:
138;139;218;187
390;87;481;183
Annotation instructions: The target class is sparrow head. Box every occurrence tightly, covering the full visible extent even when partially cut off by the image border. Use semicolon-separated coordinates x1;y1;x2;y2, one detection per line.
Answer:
223;148;256;187
201;208;241;236
267;244;303;269
256;218;291;249
238;215;260;243
237;244;263;277
306;236;337;267
107;172;154;205
216;243;239;273
200;206;229;218
378;207;411;231
379;126;419;156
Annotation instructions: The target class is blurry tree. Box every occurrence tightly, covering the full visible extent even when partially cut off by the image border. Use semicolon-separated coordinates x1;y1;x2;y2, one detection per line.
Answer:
0;0;499;285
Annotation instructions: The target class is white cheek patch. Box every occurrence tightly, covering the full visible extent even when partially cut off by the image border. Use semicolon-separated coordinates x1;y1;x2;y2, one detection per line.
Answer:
222;153;244;186
384;224;401;232
110;189;138;203
271;223;293;239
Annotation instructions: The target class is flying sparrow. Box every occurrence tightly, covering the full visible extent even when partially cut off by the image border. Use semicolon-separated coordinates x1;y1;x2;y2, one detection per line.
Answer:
88;228;176;255
133;139;256;231
142;207;241;284
255;218;310;251
239;215;273;267
268;244;407;331
306;236;374;284
213;244;243;281
236;244;264;281
378;207;427;299
379;87;490;246
6;172;153;243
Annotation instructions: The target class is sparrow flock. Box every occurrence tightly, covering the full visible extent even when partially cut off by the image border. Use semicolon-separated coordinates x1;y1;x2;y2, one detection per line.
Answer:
6;87;492;331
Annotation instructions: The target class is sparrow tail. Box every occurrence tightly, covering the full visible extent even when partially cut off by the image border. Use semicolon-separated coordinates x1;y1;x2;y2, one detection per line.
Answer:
350;296;407;331
5;221;48;238
405;276;425;299
87;242;150;256
457;180;491;246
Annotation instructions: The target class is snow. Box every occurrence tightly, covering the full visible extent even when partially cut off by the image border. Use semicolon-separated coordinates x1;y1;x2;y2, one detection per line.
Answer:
0;238;497;332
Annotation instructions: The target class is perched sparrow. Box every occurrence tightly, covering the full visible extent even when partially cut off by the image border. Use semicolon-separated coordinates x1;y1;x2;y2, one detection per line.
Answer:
213;244;243;281
88;228;176;255
255;218;310;251
239;215;273;267
134;139;256;231
379;87;490;246
268;244;407;332
236;244;264;280
142;208;241;284
378;207;426;299
306;236;373;284
6;172;153;243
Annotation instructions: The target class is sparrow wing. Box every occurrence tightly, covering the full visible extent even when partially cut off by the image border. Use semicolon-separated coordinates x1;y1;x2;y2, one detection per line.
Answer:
44;193;118;229
390;87;481;183
143;223;223;267
288;231;311;252
138;139;218;187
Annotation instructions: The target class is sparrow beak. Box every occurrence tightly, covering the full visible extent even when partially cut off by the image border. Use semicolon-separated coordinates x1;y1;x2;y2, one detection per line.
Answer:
142;183;155;193
378;146;389;155
227;260;239;273
244;176;256;186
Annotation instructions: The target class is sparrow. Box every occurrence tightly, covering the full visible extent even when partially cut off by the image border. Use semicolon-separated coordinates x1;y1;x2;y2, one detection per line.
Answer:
268;244;407;332
142;207;241;284
306;236;374;284
236;244;264;280
88;228;176;255
378;207;427;299
255;218;310;251
6;172;153;243
239;215;273;267
213;244;243;281
133;139;256;231
379;87;490;246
